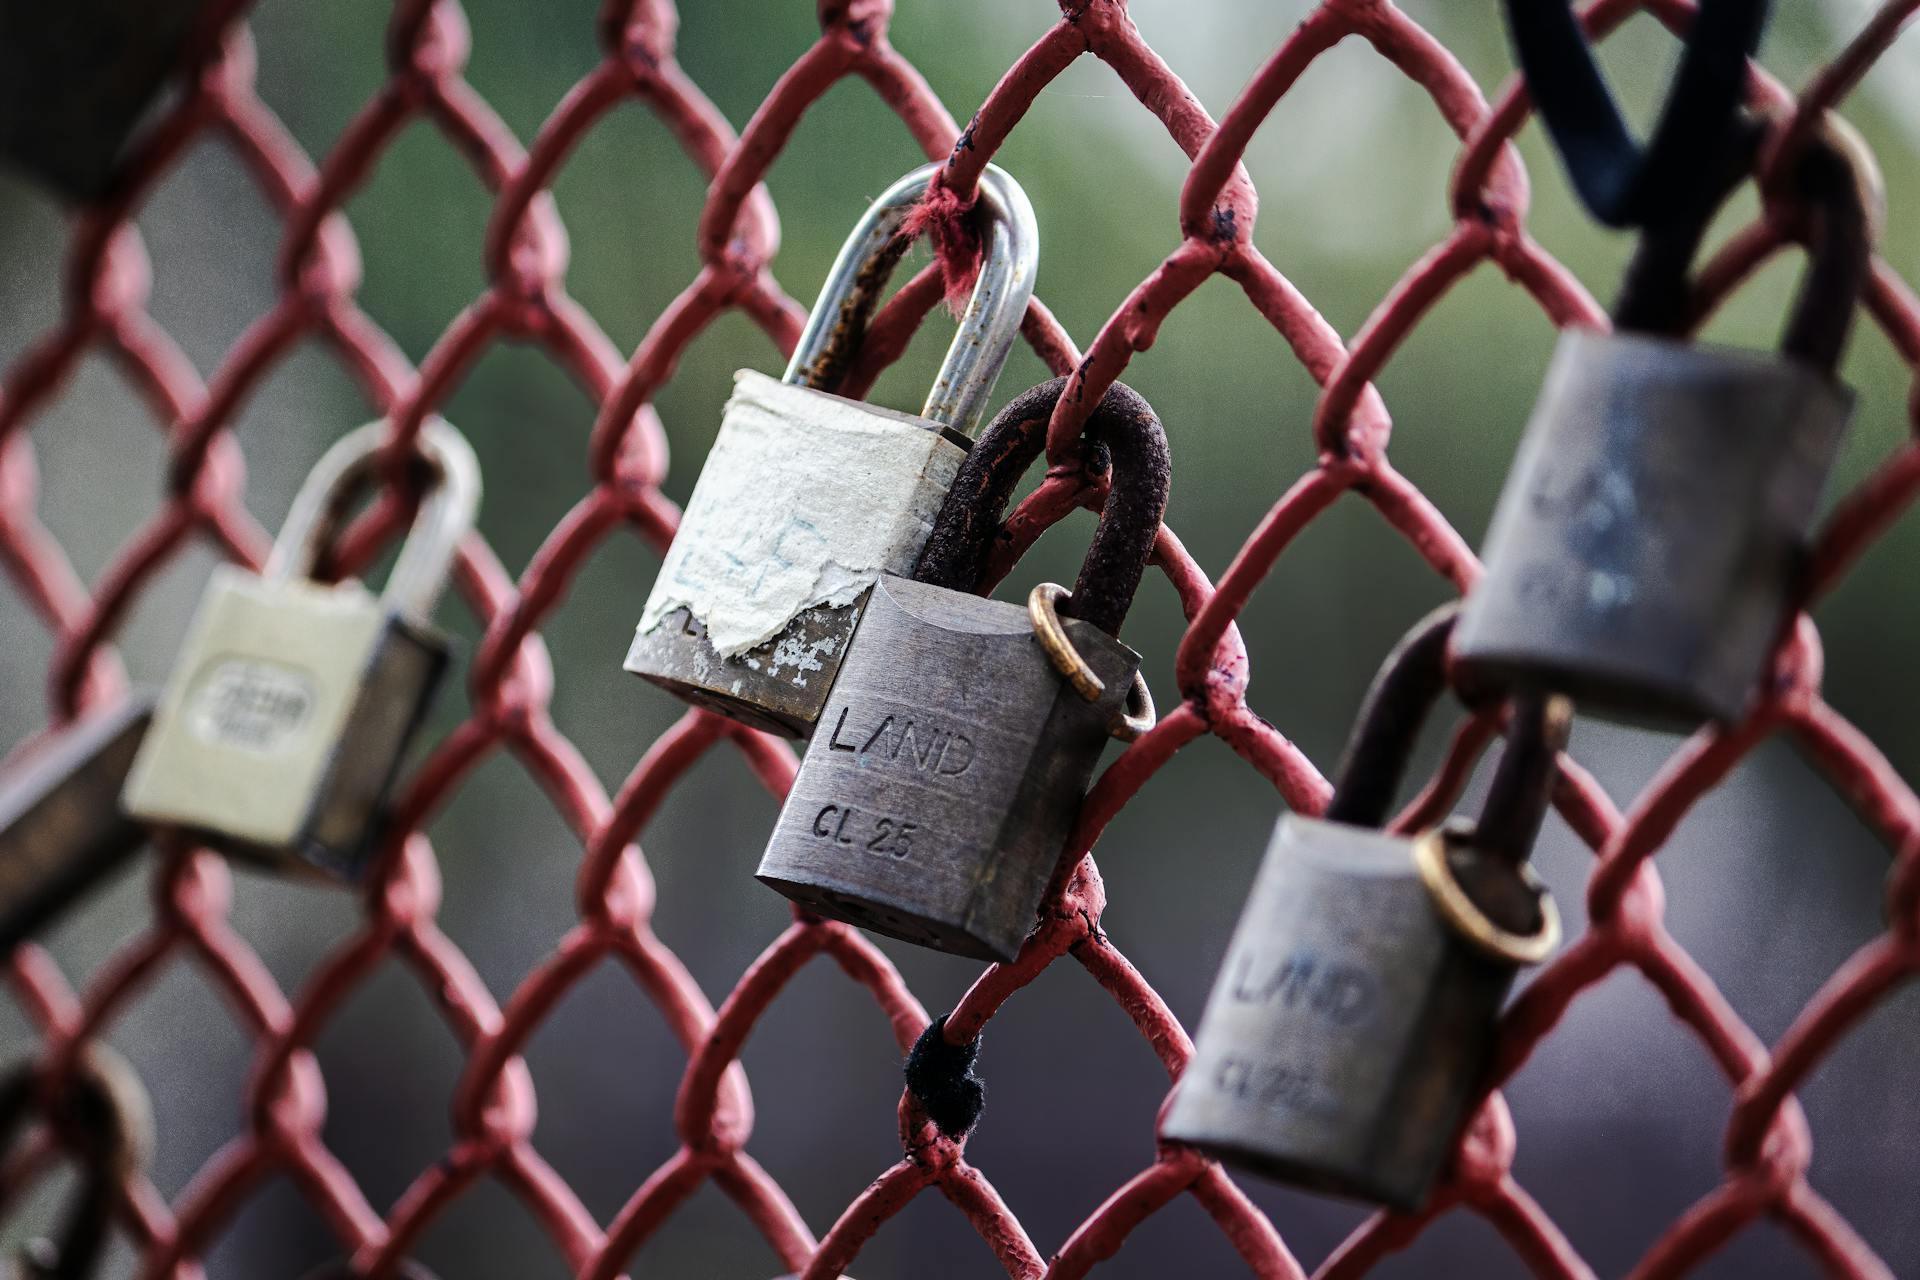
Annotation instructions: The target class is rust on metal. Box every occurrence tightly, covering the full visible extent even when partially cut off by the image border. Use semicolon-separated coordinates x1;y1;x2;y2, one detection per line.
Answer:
0;0;1915;1274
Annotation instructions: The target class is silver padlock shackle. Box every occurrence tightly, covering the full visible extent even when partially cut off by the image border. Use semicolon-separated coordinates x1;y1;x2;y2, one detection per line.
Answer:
912;375;1170;640
1613;121;1881;377
1325;604;1567;869
263;416;481;626
784;162;1038;438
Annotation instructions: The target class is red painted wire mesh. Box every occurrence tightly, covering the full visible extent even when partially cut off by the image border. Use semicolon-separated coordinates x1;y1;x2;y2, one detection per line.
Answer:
3;0;1920;1275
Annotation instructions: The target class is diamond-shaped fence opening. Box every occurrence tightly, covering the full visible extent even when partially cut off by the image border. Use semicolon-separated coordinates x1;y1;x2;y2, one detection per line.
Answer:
2;1;1919;1277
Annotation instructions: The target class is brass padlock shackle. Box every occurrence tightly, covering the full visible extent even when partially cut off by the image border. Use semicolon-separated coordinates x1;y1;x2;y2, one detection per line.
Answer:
1410;688;1570;965
1325;604;1569;962
262;416;481;627
784;163;1039;439
0;1047;154;1280
1613;121;1881;376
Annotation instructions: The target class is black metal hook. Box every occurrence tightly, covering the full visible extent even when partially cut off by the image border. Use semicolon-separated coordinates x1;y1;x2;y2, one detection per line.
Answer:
1612;123;1878;351
1324;604;1567;871
1504;0;1770;229
1322;603;1460;830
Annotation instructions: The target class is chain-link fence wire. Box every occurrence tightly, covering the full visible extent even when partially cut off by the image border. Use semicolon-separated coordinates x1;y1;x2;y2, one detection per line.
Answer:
3;0;1920;1275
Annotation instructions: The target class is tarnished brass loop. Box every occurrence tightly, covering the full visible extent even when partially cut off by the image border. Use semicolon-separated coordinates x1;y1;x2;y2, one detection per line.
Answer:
1029;582;1103;701
1112;672;1156;744
1028;582;1156;742
1411;828;1561;967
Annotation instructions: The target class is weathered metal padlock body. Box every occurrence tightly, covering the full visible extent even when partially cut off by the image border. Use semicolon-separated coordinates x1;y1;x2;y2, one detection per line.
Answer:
122;572;447;878
755;574;1137;961
1455;329;1852;727
625;163;1037;739
0;694;155;950
0;0;220;200
1160;814;1518;1210
626;373;969;737
124;417;477;880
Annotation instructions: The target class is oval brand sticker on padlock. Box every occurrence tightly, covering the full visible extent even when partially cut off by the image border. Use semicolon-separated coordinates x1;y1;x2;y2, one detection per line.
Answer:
183;658;318;755
626;163;1039;738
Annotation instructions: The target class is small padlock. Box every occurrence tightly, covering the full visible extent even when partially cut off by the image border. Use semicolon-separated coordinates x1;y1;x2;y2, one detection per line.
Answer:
1161;605;1566;1210
755;377;1168;961
122;418;479;879
0;693;156;952
625;163;1039;738
1;1046;153;1280
1454;130;1878;727
0;1;224;201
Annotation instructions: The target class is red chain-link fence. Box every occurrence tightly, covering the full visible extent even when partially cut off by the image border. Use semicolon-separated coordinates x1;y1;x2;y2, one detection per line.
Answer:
3;0;1919;1275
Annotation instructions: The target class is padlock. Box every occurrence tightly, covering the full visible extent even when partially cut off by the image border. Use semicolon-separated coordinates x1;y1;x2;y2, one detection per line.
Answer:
625;162;1039;738
1160;605;1567;1210
1454;130;1878;727
0;693;156;952
0;0;224;201
122;418;479;880
755;377;1168;961
1;1045;153;1280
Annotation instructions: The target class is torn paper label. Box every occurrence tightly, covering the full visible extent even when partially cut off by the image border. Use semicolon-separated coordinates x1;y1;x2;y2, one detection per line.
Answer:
638;369;967;658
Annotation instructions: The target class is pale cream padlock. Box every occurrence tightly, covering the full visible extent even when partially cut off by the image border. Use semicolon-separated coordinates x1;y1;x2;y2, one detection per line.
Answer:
122;417;479;879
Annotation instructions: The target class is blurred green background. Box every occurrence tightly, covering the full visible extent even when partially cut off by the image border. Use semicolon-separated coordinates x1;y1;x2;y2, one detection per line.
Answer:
1;1;1917;1276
